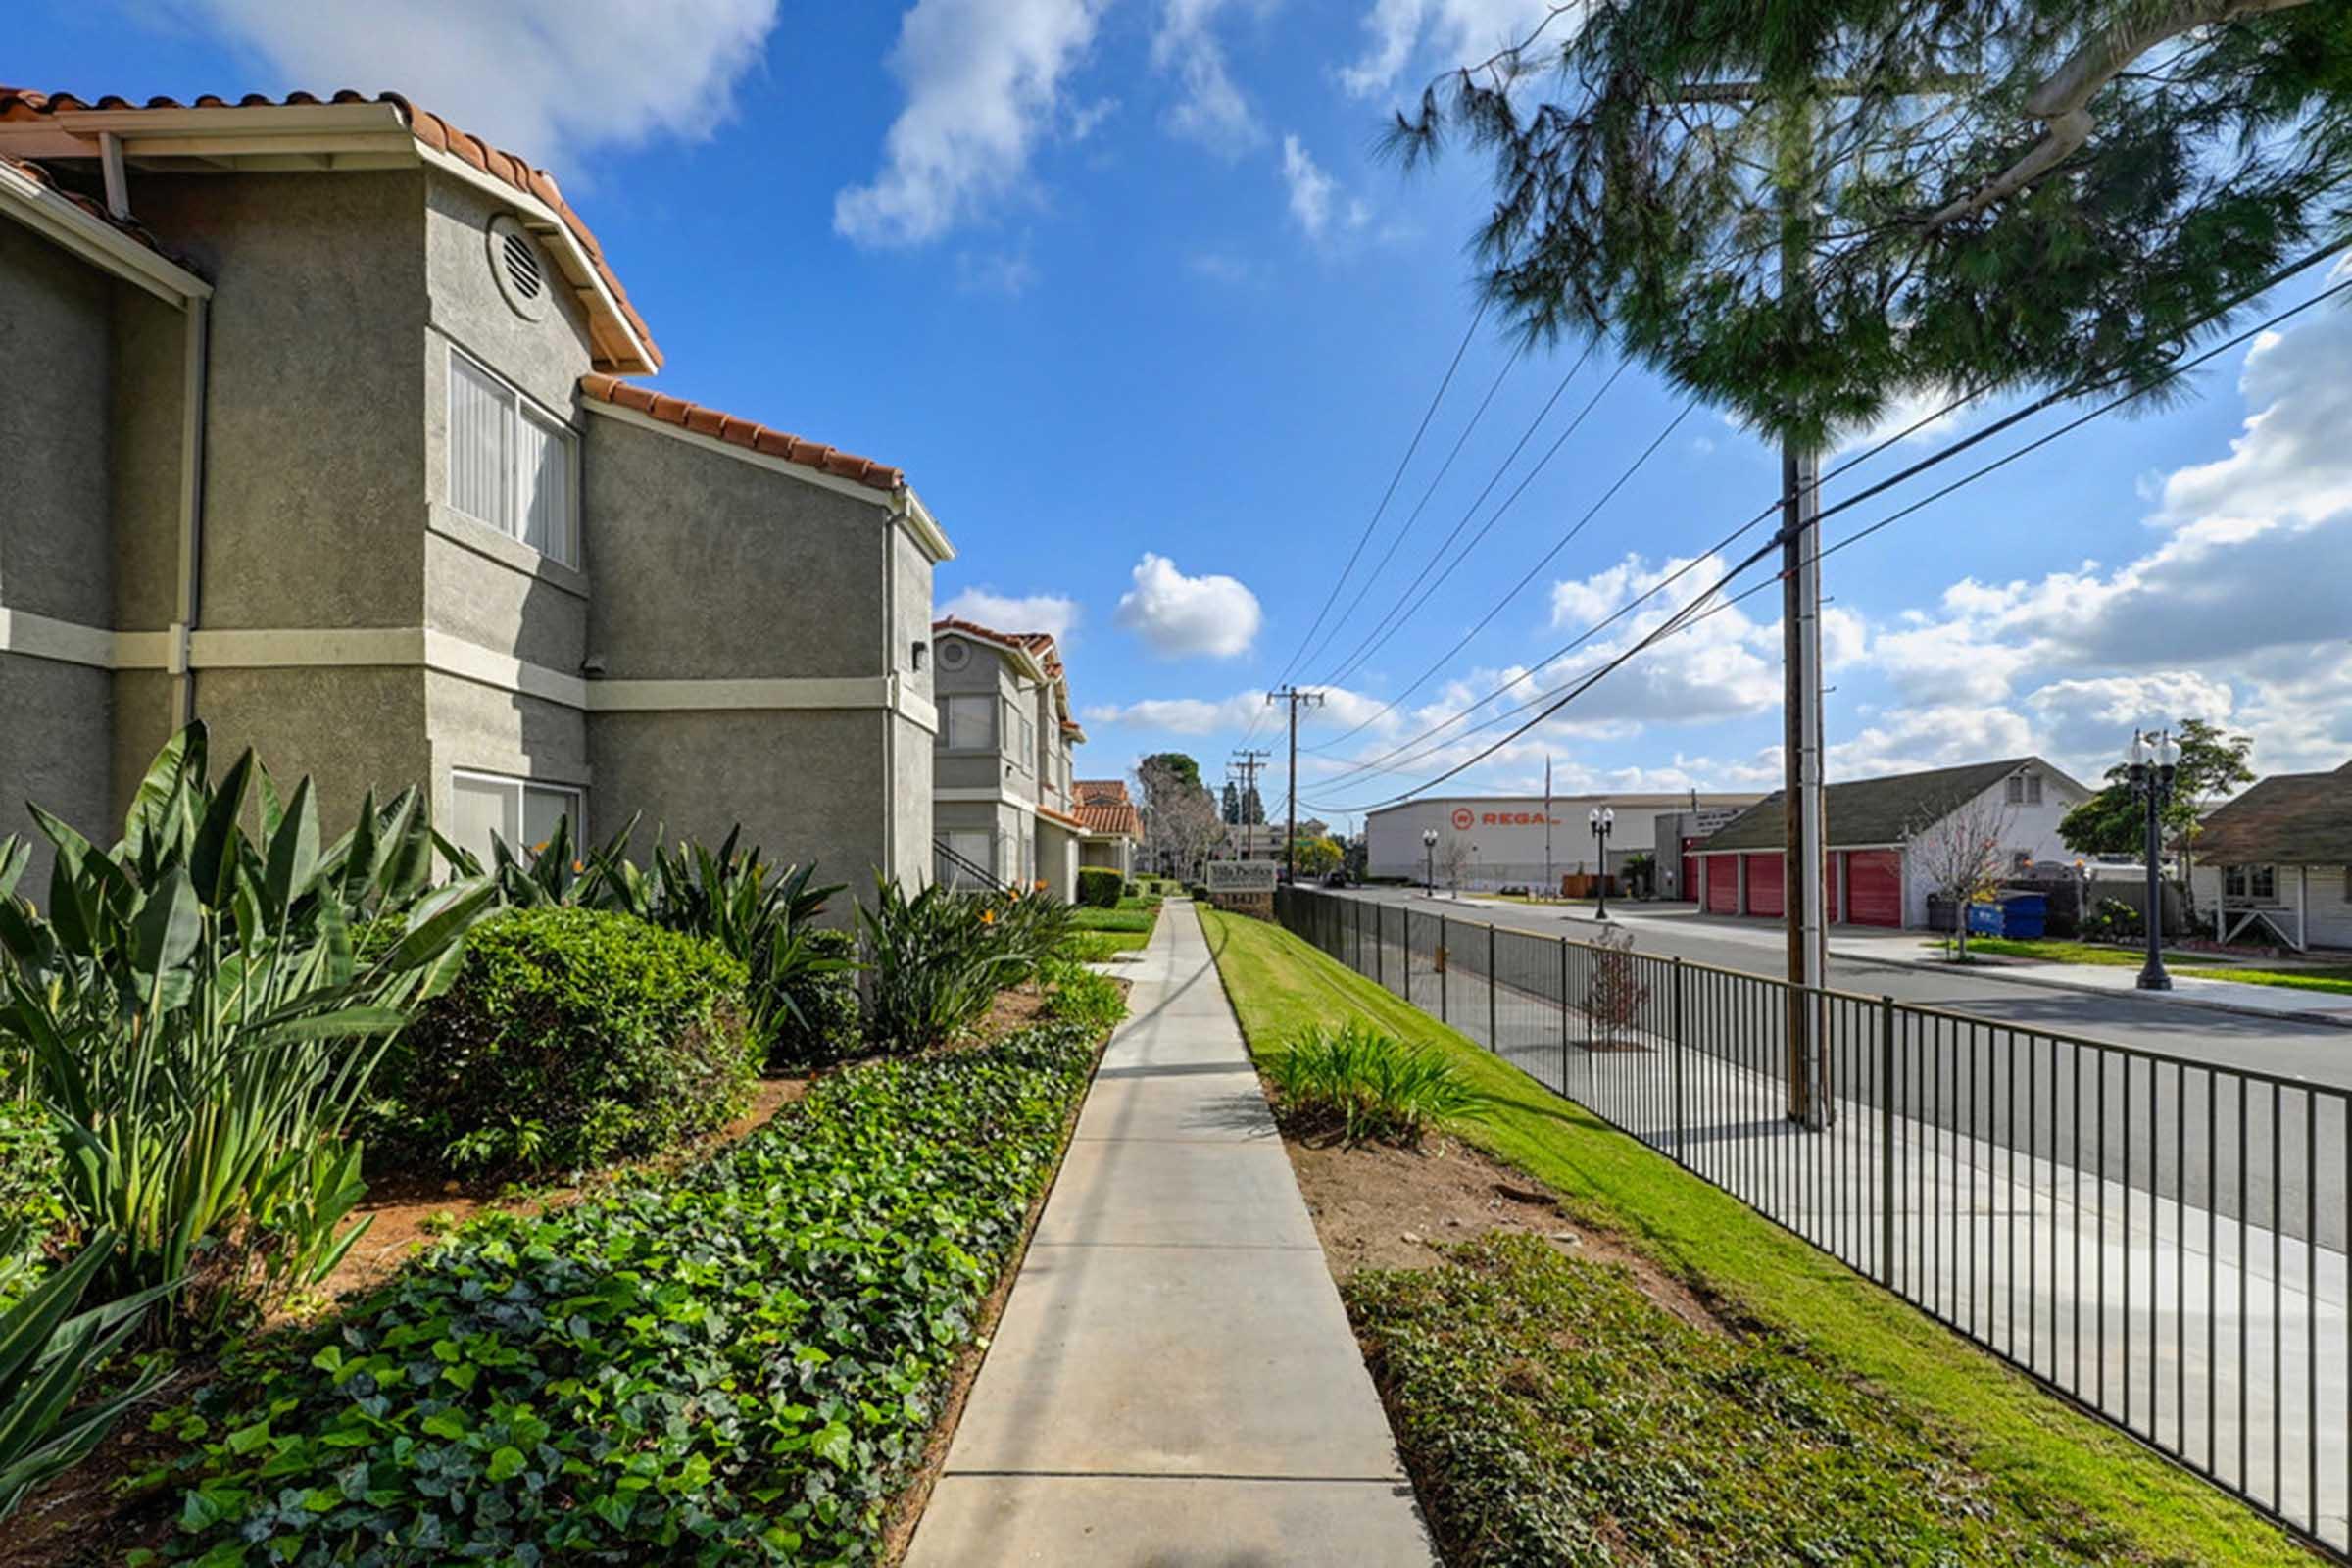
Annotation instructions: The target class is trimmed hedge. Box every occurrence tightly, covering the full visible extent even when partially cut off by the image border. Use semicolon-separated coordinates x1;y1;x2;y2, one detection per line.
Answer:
374;907;756;1173
161;1020;1106;1565
766;926;861;1070
1075;868;1123;908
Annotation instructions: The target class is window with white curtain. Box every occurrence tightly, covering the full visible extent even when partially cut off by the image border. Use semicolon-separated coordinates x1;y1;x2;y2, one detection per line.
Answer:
449;770;583;865
448;348;577;565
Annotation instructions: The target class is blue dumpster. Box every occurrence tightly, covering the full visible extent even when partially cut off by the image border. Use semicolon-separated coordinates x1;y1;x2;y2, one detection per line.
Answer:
2000;893;2049;940
1966;902;2003;936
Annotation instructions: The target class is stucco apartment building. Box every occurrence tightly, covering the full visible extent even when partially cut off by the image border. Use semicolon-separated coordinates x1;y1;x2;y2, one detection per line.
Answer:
0;88;950;896
929;617;1090;899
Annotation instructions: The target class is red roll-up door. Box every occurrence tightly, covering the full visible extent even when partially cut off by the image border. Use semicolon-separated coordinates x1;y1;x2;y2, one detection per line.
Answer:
1681;854;1697;903
1847;849;1903;926
1743;852;1784;917
1704;857;1738;914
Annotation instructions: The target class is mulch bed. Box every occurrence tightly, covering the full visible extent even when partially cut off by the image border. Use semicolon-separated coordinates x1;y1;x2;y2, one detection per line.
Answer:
1279;1130;1726;1337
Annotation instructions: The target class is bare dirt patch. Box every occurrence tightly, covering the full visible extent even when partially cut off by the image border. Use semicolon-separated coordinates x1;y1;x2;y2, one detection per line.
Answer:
1280;1130;1724;1336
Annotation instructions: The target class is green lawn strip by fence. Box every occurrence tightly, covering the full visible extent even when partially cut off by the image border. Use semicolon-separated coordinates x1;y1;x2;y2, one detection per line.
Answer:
1199;908;2310;1568
1941;937;2352;995
146;1016;1113;1566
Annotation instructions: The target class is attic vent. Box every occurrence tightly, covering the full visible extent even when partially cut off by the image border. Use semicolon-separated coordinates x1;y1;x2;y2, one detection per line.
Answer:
503;229;543;299
937;639;970;671
486;214;551;321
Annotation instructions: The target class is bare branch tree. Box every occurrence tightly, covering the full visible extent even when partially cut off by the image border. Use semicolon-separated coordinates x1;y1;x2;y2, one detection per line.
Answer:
1436;834;1476;894
1135;759;1221;884
1907;793;2017;962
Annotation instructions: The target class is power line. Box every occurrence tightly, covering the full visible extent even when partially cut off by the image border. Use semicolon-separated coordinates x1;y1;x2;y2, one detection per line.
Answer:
1266;302;1492;695
1320;349;1620;688
1307;397;1694;755
1302;260;2352;814
1304;233;2352;796
1293;339;1530;676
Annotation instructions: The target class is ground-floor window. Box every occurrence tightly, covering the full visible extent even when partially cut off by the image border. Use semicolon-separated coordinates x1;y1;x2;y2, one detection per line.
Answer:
2224;863;2278;902
938;829;993;888
450;770;583;867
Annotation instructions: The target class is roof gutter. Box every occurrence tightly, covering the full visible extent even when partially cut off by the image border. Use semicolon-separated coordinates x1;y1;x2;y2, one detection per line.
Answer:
0;158;210;303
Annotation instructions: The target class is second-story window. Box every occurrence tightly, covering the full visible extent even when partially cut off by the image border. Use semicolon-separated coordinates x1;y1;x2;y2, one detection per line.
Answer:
938;695;995;751
449;347;577;566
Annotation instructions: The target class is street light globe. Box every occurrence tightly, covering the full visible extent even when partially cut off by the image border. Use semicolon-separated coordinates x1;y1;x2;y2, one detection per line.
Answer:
1422;828;1438;847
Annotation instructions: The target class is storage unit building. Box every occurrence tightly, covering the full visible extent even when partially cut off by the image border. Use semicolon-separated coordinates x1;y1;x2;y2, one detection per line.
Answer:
1690;758;2092;930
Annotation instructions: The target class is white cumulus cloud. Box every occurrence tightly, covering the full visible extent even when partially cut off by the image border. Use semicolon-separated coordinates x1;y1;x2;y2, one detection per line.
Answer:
174;0;778;165
835;0;1108;247
1155;0;1261;153
939;586;1080;642
1339;0;1562;99
1113;553;1263;659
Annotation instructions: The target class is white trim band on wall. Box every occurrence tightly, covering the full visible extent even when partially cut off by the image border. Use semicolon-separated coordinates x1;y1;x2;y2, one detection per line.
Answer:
2;614;936;729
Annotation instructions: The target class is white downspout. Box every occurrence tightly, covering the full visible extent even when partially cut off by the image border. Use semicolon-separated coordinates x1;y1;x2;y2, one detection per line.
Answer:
172;295;210;728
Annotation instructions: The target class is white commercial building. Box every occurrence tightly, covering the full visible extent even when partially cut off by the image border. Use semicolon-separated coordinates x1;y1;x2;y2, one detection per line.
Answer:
1366;793;1764;890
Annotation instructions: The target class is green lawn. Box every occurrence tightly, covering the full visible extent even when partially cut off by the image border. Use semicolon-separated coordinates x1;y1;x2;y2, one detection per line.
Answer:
1939;936;2352;995
1200;906;2310;1567
1063;898;1160;960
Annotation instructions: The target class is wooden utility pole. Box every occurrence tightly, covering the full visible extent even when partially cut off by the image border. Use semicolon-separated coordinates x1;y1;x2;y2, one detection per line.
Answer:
1268;687;1326;883
1228;750;1269;862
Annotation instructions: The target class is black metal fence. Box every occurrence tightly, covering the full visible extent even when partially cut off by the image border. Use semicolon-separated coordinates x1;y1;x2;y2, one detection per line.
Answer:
1275;885;2350;1557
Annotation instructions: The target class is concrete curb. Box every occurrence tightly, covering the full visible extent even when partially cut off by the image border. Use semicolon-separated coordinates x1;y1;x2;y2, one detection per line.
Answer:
1424;895;2352;1033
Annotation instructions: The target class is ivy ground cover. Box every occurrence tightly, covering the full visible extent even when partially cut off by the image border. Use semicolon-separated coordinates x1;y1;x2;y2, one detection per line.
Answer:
150;1019;1105;1565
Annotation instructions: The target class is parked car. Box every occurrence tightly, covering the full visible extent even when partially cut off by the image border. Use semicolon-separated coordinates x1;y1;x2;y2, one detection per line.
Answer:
1323;869;1350;888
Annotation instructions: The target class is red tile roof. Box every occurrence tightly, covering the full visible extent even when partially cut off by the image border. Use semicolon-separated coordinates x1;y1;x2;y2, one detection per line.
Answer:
1074;779;1131;805
0;86;658;370
1072;800;1142;838
0;151;195;270
1037;804;1088;833
580;374;904;492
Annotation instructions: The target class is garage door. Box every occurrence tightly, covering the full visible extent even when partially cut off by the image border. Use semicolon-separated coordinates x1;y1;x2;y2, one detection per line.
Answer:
1847;850;1902;926
1681;853;1697;903
1743;852;1784;917
1704;857;1738;914
1824;854;1841;925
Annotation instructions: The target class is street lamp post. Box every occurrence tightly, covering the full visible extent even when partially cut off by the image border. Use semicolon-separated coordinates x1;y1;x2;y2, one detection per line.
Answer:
2128;728;2178;991
1422;827;1438;896
1589;807;1615;920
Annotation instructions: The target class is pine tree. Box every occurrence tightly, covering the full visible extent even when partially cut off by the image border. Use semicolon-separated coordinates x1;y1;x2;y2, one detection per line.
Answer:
1387;1;2352;447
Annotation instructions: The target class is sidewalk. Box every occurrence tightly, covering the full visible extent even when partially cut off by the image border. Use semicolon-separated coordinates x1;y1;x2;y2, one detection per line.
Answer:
1442;892;2352;1029
906;902;1437;1566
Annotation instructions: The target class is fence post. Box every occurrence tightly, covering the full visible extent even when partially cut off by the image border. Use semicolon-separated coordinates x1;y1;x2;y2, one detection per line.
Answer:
1879;994;1896;1289
1439;914;1449;1024
1672;956;1687;1162
1375;903;1386;989
1487;922;1498;1051
1558;935;1570;1094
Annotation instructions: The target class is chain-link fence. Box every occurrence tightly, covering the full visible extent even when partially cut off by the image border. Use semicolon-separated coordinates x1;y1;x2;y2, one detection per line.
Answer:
1278;885;2350;1557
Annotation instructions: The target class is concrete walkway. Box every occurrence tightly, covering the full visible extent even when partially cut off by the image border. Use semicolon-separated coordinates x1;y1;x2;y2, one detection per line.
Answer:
907;902;1437;1567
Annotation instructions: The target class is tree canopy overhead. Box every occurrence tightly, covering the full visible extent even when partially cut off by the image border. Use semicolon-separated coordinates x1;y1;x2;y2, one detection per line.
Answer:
1391;0;2352;447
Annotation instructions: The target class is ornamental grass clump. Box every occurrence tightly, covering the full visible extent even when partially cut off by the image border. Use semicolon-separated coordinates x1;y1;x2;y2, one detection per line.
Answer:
858;878;1069;1050
1264;1021;1481;1146
0;724;495;1343
158;1021;1105;1565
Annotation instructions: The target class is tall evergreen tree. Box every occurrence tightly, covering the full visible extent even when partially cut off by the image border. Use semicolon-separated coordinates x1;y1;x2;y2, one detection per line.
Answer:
1388;1;2352;447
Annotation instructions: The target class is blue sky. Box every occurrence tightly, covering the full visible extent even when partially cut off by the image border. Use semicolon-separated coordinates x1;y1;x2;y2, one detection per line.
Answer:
20;1;2350;831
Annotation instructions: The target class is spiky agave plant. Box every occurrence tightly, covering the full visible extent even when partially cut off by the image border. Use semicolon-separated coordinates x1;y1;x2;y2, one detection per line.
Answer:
0;725;496;1340
858;877;1029;1051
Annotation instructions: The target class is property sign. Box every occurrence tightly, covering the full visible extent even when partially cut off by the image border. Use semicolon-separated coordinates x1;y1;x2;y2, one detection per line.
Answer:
1205;860;1278;893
